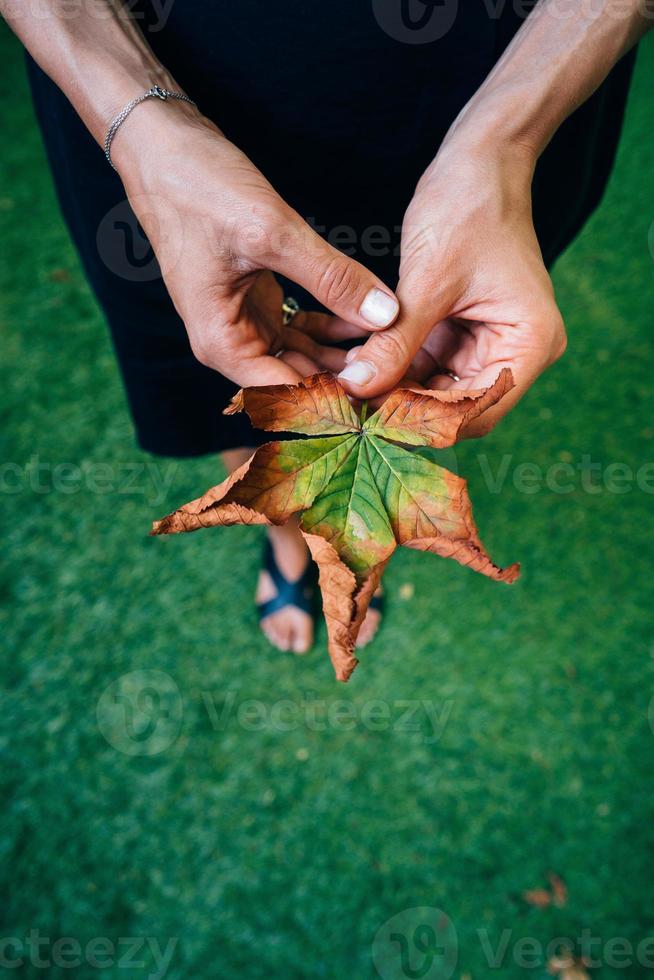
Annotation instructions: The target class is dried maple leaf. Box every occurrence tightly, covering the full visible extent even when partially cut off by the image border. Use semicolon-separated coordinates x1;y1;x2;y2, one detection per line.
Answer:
522;888;553;908
152;371;519;680
548;953;591;980
548;872;568;907
523;872;568;909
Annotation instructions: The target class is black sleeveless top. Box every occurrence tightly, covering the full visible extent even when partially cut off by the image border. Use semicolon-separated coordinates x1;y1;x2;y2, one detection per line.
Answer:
25;4;636;455
133;0;635;285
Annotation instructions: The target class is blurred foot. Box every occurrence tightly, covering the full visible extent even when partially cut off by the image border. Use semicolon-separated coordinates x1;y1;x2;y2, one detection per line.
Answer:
222;448;316;656
356;587;384;648
256;522;315;655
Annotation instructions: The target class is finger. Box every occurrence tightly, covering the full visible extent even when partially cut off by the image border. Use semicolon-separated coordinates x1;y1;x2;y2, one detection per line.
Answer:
295;312;369;343
226;353;304;388
278;349;322;377
339;348;428;410
344;341;439;386
450;313;565;438
284;326;349;373
336;284;453;398
427;354;542;439
420;317;467;367
272;215;400;331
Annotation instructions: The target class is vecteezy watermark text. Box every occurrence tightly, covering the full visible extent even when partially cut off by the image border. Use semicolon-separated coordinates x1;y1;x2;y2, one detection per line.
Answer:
0;455;178;506
0;931;177;979
96;671;456;755
201;690;454;743
5;452;654;504
371;905;654;979
477;927;654;971
5;0;176;32
477;452;654;496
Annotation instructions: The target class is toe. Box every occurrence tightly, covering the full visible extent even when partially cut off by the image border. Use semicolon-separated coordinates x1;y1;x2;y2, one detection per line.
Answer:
260;609;287;652
277;621;292;652
261;618;280;649
290;611;313;655
356;610;380;648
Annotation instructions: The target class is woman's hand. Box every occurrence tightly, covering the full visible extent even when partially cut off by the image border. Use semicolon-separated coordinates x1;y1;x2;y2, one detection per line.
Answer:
113;105;399;387
2;0;398;388
335;137;567;437
332;0;652;436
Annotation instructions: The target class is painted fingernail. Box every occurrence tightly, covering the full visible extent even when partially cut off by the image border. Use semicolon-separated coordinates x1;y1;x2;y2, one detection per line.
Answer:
360;288;399;327
338;360;376;386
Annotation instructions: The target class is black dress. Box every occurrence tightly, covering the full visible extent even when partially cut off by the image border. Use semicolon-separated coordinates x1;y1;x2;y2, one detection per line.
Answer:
26;2;636;456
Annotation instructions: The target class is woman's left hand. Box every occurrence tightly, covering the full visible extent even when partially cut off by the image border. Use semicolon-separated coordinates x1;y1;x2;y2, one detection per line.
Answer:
312;135;568;437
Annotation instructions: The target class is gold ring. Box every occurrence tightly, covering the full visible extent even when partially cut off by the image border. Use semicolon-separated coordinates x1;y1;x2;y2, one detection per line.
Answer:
281;296;300;326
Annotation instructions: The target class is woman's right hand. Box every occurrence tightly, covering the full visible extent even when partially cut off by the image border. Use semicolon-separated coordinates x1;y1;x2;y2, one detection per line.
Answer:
112;103;399;386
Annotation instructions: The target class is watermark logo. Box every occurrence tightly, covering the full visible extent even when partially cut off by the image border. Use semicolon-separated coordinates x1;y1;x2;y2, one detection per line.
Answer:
372;907;458;980
96;195;183;282
96;200;159;283
372;0;459;44
97;670;183;756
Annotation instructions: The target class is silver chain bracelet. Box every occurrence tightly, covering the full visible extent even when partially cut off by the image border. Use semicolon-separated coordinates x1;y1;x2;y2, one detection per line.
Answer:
104;84;196;170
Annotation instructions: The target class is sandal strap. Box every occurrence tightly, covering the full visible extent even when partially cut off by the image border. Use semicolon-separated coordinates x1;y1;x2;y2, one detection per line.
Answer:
369;590;385;613
257;539;316;620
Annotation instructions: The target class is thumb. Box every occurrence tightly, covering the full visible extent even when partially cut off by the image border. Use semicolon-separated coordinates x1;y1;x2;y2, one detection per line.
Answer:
272;214;399;331
336;282;454;398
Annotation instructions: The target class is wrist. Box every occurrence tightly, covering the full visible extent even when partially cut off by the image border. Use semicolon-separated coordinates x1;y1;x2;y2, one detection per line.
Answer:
443;92;541;172
453;88;550;161
110;97;214;186
423;114;536;209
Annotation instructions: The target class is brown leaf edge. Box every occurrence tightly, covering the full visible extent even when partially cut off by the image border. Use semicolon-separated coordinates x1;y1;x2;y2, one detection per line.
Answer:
302;533;389;682
404;534;520;584
366;367;515;448
225;371;360;434
401;450;520;584
151;456;269;535
151;455;388;681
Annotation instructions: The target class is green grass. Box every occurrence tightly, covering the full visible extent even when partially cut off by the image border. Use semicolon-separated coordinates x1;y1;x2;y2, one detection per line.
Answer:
1;25;654;980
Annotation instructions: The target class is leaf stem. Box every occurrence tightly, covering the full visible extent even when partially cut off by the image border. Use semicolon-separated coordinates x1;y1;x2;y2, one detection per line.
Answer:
359;401;368;425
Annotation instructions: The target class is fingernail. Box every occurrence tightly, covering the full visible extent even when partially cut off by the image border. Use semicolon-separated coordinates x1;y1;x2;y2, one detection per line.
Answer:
360;288;399;327
345;346;362;363
338;360;376;386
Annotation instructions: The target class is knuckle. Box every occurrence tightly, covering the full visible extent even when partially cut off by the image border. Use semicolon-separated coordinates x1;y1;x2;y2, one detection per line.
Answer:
190;338;213;368
553;325;568;362
317;256;360;308
369;329;409;368
239;203;289;262
531;305;567;366
189;321;230;370
548;313;568;363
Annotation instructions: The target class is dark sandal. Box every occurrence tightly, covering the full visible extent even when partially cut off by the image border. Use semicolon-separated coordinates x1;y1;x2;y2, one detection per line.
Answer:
257;539;317;623
368;589;385;614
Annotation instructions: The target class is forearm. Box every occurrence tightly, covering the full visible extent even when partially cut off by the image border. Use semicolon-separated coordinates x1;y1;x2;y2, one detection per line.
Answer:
1;0;185;147
447;0;651;161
